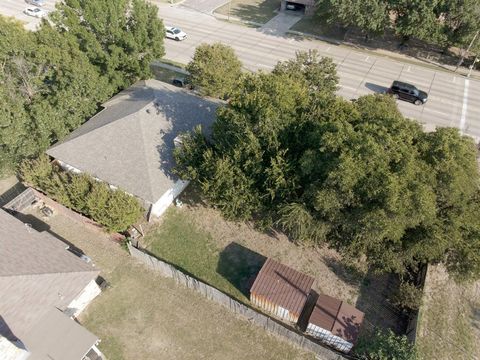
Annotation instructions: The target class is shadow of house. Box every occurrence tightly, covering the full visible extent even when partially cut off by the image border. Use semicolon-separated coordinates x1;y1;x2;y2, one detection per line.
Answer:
365;82;389;94
217;242;267;297
13;211;86;258
355;270;407;334
0;182;26;207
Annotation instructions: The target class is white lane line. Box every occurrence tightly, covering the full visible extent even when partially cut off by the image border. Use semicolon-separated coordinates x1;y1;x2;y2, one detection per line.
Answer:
365;56;369;62
459;79;470;134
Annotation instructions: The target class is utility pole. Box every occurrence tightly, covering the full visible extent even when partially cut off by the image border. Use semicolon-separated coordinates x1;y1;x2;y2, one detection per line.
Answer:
467;55;479;77
455;30;479;72
227;0;231;21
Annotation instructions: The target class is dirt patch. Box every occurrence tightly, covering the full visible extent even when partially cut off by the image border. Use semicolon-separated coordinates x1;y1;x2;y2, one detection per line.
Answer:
17;206;314;360
416;265;480;359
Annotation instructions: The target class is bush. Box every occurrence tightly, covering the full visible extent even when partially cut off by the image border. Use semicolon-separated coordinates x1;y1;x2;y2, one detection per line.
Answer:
19;156;144;232
355;328;417;360
391;281;424;311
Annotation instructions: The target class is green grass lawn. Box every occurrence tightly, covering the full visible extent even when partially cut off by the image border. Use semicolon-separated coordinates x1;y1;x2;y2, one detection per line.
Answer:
214;0;279;24
289;16;346;41
144;209;265;304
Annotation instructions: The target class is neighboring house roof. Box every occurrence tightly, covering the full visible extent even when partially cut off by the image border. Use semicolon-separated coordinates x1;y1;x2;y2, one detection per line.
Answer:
250;258;314;318
0;209;99;358
309;294;364;344
23;308;98;360
47;79;221;203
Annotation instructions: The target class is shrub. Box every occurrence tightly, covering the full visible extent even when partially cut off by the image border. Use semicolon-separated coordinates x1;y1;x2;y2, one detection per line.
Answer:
391;281;424;311
355;328;417;360
19;156;144;232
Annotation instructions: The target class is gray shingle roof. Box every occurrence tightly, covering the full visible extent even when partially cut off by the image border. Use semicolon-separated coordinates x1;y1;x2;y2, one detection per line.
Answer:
47;80;221;203
0;209;99;342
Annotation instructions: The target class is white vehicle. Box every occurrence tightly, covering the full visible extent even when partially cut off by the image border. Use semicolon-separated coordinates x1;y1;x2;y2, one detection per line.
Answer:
24;6;47;18
165;26;187;41
25;0;46;6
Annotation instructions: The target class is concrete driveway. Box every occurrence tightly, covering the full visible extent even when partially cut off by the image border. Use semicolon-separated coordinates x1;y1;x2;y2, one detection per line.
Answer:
0;0;56;30
157;4;480;141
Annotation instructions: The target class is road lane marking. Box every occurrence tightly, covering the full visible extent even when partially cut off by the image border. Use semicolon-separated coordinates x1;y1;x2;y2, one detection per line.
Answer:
326;47;331;52
459;79;470;134
365;56;369;62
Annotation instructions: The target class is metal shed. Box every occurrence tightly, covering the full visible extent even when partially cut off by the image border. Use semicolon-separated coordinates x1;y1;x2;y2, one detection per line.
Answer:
249;258;314;324
306;294;364;353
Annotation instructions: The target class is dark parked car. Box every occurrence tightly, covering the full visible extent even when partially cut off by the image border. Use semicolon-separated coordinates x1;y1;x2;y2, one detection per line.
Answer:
387;81;428;105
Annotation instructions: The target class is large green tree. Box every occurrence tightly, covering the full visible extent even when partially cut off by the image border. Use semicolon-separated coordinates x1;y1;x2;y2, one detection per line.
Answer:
186;43;243;99
50;0;165;92
174;52;480;280
316;0;389;37
0;16;110;171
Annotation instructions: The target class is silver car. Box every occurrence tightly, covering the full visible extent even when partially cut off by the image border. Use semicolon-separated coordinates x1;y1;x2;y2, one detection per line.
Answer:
25;0;46;7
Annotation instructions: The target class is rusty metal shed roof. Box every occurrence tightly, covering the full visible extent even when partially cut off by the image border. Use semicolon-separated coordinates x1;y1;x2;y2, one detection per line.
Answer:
309;294;364;344
250;258;314;317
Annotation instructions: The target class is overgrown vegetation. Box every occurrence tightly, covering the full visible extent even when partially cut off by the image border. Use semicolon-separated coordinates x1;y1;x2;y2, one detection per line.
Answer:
186;43;243;99
174;50;480;282
0;0;165;174
355;329;417;360
316;0;480;52
19;156;144;232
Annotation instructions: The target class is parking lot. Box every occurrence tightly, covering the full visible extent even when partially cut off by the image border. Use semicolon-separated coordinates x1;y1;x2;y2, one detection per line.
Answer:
1;0;56;30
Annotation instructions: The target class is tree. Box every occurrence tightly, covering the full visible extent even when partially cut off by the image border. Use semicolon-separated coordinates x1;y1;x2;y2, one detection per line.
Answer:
316;0;389;37
175;53;480;281
50;0;165;92
355;329;417;360
0;15;111;172
272;50;338;94
186;43;243;99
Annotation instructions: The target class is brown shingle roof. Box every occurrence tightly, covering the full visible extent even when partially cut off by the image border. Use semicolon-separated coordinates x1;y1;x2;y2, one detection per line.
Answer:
250;258;314;317
309;294;364;344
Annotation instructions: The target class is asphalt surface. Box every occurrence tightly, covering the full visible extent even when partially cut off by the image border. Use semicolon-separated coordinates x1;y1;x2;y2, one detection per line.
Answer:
157;4;480;141
1;0;56;30
2;1;479;141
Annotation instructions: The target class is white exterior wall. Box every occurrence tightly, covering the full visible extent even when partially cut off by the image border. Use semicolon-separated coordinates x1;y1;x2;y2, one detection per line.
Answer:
306;323;353;353
66;279;101;318
57;160;82;174
150;180;189;217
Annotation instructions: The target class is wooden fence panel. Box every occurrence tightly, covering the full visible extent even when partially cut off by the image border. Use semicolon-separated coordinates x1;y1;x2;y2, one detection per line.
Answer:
127;243;345;360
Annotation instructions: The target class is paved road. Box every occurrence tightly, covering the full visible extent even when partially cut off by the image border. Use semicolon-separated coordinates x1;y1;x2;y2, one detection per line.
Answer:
157;4;480;141
1;0;56;30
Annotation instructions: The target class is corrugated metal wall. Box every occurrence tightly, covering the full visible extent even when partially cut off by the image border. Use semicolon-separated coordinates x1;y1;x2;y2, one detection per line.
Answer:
306;323;353;353
251;294;299;323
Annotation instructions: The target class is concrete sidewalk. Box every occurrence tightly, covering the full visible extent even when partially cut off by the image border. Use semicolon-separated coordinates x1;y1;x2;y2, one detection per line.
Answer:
260;12;303;36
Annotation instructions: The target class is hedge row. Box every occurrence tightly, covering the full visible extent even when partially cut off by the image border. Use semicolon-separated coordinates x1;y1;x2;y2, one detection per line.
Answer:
19;156;144;232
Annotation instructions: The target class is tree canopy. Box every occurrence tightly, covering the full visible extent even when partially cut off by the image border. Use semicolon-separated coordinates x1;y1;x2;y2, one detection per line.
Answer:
0;0;165;173
316;0;480;49
174;51;480;280
186;43;243;99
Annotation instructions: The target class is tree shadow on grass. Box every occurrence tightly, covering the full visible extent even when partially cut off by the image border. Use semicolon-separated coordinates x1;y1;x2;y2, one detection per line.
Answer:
322;256;365;287
355;269;408;334
229;0;279;24
217;242;267;297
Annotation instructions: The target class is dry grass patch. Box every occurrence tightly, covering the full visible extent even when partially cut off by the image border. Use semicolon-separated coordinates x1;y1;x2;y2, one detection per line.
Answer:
21;207;313;360
416;265;480;360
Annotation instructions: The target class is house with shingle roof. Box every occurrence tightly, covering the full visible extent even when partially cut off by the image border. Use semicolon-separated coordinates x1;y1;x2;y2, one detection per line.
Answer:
0;209;103;360
46;79;220;218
